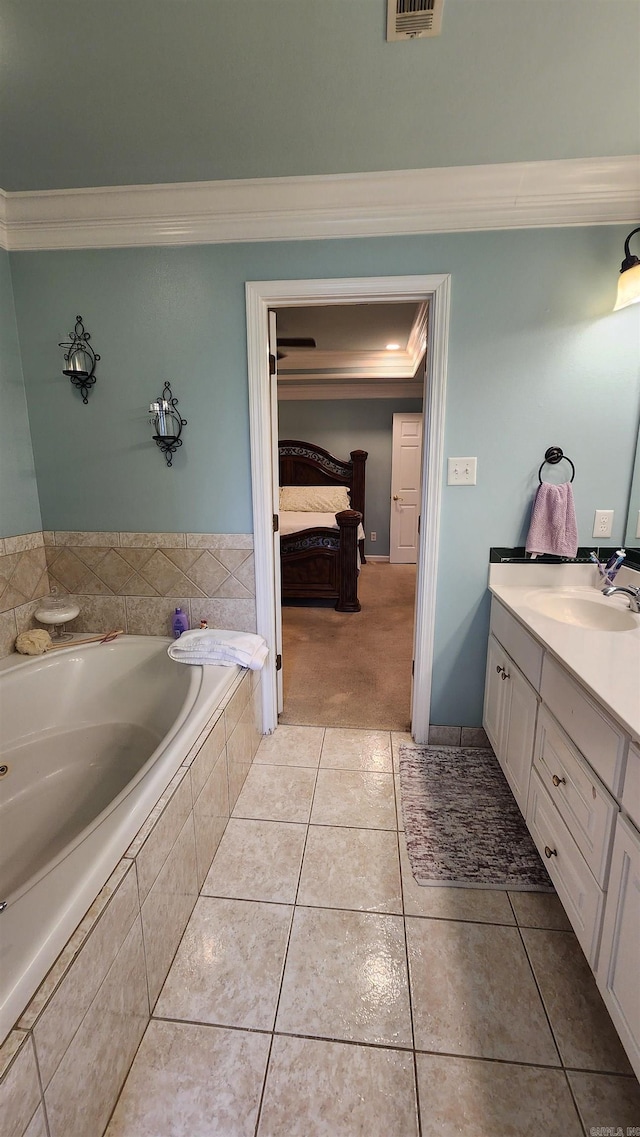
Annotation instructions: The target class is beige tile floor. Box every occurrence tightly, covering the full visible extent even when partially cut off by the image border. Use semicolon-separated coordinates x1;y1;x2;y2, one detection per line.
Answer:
106;726;640;1137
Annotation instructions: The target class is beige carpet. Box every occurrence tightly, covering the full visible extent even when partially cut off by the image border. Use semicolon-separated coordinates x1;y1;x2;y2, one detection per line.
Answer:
280;562;417;730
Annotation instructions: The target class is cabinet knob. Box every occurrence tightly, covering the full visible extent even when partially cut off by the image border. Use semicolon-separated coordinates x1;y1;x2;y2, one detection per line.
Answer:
544;845;558;859
501;670;510;681
551;774;566;788
496;665;502;674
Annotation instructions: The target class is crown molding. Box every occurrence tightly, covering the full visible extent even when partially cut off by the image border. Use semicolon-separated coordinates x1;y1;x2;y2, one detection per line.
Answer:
277;379;424;400
1;156;638;252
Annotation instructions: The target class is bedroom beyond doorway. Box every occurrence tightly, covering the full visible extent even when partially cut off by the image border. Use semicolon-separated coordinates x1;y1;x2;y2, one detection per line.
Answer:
279;561;417;731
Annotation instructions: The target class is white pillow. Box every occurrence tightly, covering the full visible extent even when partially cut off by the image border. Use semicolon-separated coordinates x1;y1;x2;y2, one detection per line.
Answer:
279;485;351;513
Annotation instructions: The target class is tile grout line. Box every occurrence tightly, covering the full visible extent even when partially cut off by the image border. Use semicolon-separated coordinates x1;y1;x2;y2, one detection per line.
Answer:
251;726;325;1137
102;838;194;1136
103;859;156;1137
143;1012;630;1075
393;732;424;1137
516;923;566;1073
29;1032;52;1137
563;1068;589;1137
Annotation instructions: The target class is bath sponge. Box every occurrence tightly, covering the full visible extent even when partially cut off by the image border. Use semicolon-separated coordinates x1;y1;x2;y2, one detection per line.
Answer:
15;628;53;655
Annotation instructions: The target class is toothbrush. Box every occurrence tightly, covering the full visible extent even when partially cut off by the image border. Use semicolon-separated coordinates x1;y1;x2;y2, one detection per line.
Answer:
589;551;606;578
604;549;626;585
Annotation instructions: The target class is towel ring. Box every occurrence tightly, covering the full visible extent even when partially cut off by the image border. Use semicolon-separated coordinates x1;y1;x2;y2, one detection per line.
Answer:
538;446;575;484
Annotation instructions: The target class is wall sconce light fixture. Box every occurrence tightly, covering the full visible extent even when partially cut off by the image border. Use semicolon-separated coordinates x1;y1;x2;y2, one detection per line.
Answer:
150;382;187;467
59;316;100;403
614;226;640;311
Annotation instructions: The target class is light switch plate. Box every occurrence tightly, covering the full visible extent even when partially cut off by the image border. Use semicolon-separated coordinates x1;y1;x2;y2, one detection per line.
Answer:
448;457;477;486
593;509;614;539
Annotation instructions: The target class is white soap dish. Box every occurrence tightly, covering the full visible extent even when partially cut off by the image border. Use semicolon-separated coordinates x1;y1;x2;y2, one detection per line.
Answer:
35;592;80;640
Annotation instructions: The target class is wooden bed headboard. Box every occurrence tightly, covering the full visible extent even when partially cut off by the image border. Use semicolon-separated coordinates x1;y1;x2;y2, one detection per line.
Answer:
278;440;368;521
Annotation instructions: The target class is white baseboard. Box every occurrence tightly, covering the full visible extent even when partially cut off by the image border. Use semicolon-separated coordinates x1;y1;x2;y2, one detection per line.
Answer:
366;555;391;562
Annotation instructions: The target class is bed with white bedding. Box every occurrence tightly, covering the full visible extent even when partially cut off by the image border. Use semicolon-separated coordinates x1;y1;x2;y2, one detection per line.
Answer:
278;440;368;612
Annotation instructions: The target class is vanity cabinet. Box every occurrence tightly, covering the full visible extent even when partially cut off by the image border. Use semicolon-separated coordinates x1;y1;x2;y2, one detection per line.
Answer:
484;594;640;1078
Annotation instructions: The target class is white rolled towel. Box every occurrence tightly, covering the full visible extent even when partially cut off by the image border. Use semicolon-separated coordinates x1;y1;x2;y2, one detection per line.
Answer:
168;628;269;670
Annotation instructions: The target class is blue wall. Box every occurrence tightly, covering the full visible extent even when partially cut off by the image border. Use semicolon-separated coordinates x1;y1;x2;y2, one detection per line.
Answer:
2;0;639;190
278;398;423;557
9;226;640;723
0;250;41;537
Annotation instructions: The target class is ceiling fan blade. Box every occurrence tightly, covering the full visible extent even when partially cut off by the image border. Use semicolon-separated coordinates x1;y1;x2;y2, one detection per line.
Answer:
276;337;317;349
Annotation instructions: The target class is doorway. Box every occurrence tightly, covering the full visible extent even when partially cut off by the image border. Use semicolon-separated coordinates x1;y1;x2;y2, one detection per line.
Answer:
276;323;423;730
245;274;451;742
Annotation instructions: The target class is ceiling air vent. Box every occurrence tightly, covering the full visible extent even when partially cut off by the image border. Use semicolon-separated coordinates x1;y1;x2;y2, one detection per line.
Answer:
387;0;444;40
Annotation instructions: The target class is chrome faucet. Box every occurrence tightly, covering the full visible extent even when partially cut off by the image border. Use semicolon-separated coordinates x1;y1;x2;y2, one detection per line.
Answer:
601;585;640;614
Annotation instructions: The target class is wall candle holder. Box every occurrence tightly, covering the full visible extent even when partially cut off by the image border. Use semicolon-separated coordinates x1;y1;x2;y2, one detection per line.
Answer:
150;382;187;467
59;316;100;403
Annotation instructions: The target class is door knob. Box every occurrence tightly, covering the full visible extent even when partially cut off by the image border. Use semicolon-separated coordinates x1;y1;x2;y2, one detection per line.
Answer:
393;494;400;501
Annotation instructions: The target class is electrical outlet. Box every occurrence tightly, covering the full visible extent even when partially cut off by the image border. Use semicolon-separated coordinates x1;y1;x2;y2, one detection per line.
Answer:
447;457;477;486
370;531;377;542
593;509;614;539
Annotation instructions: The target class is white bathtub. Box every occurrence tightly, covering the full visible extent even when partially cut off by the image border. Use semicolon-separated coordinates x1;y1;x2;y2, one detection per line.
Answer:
0;635;240;1044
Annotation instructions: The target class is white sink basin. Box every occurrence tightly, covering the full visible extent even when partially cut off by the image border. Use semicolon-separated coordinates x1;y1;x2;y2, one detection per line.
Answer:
526;589;638;632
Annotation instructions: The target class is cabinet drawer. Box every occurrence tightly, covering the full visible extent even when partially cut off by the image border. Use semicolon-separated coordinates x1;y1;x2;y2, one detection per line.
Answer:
622;743;640;831
534;707;618;887
526;769;604;966
540;656;627;795
490;598;544;691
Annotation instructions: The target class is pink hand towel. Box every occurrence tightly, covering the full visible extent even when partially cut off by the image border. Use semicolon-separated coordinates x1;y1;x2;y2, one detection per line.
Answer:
525;481;578;558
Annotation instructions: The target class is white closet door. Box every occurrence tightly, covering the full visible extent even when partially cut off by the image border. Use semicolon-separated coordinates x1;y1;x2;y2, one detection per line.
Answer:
390;412;423;564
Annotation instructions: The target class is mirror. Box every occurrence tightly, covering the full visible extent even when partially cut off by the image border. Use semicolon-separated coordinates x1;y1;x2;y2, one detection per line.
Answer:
625;424;640;549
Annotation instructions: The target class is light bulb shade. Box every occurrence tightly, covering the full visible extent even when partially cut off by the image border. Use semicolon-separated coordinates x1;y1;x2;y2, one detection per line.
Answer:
614;262;640;311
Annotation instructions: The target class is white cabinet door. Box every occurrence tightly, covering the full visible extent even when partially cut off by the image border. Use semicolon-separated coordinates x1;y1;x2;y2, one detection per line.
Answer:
597;813;640;1080
502;663;538;816
483;634;509;756
484;634;537;816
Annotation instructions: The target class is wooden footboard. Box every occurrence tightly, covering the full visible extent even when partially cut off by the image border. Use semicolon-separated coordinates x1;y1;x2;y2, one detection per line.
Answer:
280;509;362;612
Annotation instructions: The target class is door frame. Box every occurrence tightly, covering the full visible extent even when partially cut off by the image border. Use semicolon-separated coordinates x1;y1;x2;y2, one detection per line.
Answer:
245;274;451;742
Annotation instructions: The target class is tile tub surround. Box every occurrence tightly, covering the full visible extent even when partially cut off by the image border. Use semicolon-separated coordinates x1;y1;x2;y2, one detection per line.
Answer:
0;532;50;658
0;666;263;1137
102;727;638;1137
42;531;256;636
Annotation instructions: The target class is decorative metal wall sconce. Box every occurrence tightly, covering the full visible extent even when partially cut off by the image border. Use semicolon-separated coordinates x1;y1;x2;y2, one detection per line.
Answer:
59;316;100;403
150;382;187;467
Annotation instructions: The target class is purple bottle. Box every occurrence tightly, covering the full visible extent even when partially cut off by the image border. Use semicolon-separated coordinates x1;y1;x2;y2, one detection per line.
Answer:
172;607;189;638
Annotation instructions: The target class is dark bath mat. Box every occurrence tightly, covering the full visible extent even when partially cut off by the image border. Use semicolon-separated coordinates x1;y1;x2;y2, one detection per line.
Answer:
399;745;553;891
